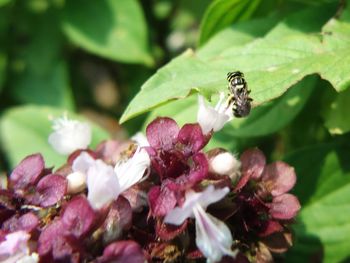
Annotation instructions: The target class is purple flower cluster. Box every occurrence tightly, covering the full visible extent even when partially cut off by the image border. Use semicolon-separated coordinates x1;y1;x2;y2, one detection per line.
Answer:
0;116;300;263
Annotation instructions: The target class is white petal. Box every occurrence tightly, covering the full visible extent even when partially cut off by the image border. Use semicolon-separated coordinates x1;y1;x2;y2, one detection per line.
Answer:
17;253;39;263
164;186;229;225
66;171;87;194
72;152;95;174
87;160;121;210
48;116;91;155
0;231;30;262
194;206;236;263
131;132;150;147
197;95;231;134
115;147;150;193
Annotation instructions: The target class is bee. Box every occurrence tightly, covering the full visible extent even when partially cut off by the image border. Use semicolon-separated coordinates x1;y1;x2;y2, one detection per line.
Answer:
227;71;252;117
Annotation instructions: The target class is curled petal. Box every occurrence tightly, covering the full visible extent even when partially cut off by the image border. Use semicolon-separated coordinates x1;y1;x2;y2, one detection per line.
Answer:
71;152;95;174
131;132;150;147
10;154;44;190
177;123;206;156
0;231;30;259
262;162;296;196
269;194;300;220
87;160;121;210
235;148;266;191
146;117;179;150
48;116;91;155
33;174;67;207
197;95;232;135
115;147;150;193
98;240;145;263
194;205;236;263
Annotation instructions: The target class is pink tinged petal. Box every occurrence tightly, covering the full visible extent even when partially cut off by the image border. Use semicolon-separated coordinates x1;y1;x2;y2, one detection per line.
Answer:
38;221;65;256
269;194;301;220
3;213;39;233
71;151;96;174
32;174;67;207
197;95;231;135
99;240;145;263
102;197;132;244
262;162;297;196
87;160;121;210
61;196;96;239
164;186;229;225
148;186;177;217
193;206;236;263
115;147;150;193
48;116;91;155
235;148;266;191
177;123;206;156
10;154;44;190
0;231;30;257
259;220;283;237
146;117;179;150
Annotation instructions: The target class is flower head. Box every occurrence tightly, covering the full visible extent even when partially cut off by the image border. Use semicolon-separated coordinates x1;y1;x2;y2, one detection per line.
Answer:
197;93;233;135
164;186;236;263
48;115;92;155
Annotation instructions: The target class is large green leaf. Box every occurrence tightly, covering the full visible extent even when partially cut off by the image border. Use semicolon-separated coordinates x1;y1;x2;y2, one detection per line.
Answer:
10;10;73;109
62;0;152;65
120;4;345;123
0;0;11;7
285;142;350;263
0;106;109;169
143;76;316;138
198;0;262;46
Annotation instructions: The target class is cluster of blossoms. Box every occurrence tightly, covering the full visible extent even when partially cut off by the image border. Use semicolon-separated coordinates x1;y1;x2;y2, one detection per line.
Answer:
0;96;300;262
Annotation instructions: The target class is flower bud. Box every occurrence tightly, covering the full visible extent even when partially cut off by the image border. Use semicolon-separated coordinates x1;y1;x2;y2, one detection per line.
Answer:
208;149;241;181
67;171;87;194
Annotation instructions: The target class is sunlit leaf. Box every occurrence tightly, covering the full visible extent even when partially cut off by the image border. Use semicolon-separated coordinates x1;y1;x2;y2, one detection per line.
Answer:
62;0;153;65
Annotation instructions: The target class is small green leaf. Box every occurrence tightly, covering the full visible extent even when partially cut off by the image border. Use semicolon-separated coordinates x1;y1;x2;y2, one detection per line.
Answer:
198;0;262;46
120;5;347;123
285;143;350;263
62;0;152;65
0;106;109;169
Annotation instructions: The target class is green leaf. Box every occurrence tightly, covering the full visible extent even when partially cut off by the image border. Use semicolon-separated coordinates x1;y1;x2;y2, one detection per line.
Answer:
10;11;74;109
0;51;5;93
0;106;109;169
198;0;262;46
322;88;350;135
62;0;153;65
285;142;350;263
0;0;11;7
120;4;346;124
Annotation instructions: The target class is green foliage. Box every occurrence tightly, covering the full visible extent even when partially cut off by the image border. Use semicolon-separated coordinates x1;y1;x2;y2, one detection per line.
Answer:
62;0;153;65
285;142;350;263
0;105;109;169
120;4;347;123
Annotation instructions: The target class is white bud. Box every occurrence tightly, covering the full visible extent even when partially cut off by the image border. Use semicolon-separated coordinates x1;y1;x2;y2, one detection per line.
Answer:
66;171;87;194
209;151;241;181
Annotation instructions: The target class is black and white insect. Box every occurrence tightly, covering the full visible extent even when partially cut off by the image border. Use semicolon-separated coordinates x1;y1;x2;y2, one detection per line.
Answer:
227;71;252;117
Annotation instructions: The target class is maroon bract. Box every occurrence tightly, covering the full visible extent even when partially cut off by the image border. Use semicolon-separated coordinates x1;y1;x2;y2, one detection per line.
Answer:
98;240;146;263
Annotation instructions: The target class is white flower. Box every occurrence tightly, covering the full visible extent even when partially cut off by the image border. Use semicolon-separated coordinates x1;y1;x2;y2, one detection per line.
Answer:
48;115;92;155
0;231;38;263
131;132;150;147
164;185;236;263
71;147;150;210
197;93;233;134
